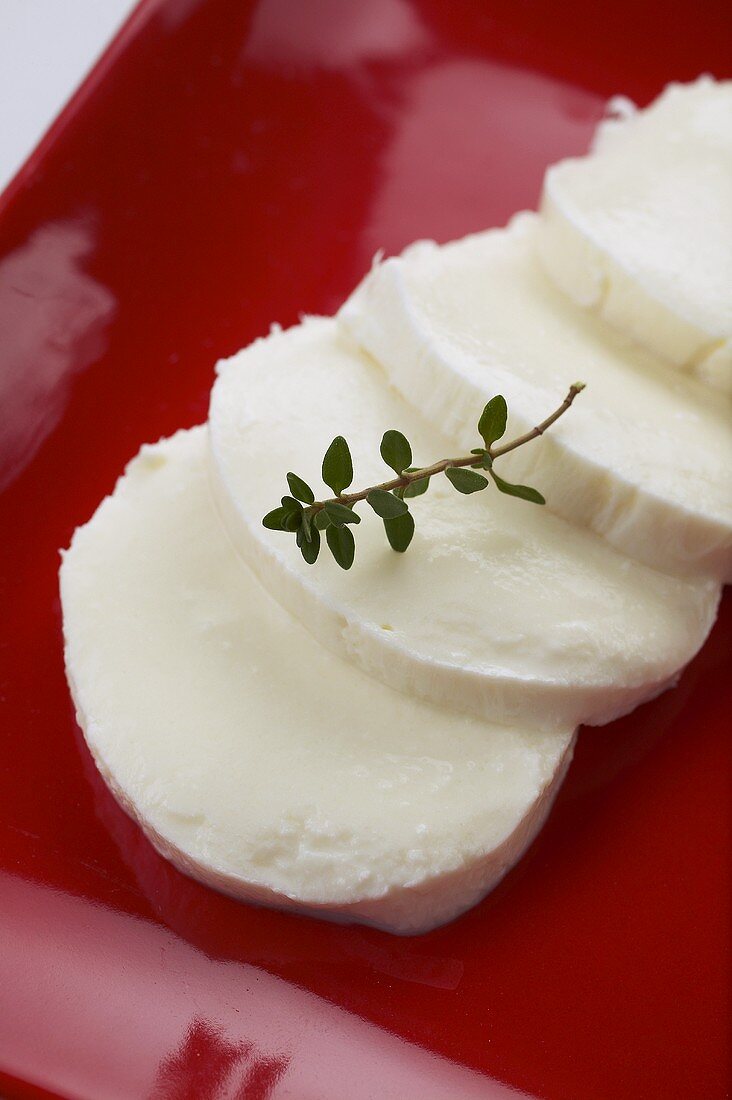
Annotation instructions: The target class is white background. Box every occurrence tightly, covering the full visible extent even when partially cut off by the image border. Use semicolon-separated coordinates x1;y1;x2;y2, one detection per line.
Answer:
0;0;137;193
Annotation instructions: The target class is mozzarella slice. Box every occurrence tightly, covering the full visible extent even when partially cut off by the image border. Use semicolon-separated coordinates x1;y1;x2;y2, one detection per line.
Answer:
60;427;575;935
208;318;718;731
339;215;732;580
536;78;732;394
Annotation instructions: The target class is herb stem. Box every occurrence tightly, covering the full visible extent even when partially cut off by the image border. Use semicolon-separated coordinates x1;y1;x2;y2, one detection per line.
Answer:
308;382;584;515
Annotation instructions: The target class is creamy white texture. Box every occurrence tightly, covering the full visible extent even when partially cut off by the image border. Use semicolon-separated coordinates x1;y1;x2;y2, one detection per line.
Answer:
339;215;732;580
208;317;719;731
60;427;575;935
537;78;732;393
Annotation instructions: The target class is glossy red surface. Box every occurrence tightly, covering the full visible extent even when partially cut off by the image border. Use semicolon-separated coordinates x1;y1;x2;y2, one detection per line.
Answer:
1;2;730;1097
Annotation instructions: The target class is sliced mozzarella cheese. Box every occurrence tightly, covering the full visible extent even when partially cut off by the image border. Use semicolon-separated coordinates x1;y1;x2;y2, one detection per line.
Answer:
339;215;732;580
536;77;732;394
208;318;719;731
60;427;575;935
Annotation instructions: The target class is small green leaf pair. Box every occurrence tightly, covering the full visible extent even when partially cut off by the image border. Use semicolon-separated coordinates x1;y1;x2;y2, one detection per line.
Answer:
445;461;545;504
263;437;362;569
366;486;415;551
262;492;323;564
261;494;304;532
473;395;546;503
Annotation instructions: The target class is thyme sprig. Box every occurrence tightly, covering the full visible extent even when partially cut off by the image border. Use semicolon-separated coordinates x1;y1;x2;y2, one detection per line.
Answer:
263;383;585;569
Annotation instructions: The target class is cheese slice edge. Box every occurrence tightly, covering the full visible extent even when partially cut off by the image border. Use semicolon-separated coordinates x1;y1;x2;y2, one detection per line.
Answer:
536;77;732;393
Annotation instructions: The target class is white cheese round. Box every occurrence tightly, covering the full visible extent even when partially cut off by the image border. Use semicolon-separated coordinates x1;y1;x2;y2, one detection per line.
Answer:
60;427;575;935
208;318;719;731
339;215;732;580
536;78;732;394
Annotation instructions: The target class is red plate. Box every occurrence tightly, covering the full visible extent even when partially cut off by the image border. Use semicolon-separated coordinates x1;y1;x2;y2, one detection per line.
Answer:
1;2;730;1097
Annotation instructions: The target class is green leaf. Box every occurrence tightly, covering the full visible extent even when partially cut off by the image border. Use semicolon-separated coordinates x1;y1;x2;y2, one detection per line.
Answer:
366;489;409;518
384;511;415;552
300;508;312;540
324;501;361;527
262;506;288;530
300;526;321;564
489;470;545;505
478;395;508;448
286;472;315;504
380;430;412;474
322;436;353;495
470;451;492;471
403;475;430;497
280;495;303;530
326;524;355;570
445;467;489;494
313;509;330;530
